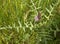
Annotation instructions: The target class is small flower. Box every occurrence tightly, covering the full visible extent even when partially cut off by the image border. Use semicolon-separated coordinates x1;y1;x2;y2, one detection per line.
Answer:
34;11;41;22
35;15;39;21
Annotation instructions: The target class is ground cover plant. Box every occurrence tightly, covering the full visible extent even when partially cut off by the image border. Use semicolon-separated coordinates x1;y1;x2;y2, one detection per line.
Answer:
0;0;60;44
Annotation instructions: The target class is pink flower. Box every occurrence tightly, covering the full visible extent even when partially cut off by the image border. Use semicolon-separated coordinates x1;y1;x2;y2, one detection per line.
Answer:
35;16;39;21
34;11;41;22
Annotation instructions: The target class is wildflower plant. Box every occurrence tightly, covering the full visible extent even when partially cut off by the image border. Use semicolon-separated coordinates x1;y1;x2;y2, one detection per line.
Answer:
0;0;60;44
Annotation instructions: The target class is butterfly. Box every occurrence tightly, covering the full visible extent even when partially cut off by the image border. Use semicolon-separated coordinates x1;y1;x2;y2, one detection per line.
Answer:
34;11;41;22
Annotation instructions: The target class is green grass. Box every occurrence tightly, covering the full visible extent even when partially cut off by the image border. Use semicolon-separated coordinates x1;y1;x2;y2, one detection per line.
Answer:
0;0;60;44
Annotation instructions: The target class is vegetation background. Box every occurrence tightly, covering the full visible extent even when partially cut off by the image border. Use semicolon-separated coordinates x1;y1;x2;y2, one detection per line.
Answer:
0;0;60;44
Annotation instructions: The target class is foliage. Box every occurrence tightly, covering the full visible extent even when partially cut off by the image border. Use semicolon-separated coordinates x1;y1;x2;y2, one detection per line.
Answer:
0;0;60;44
